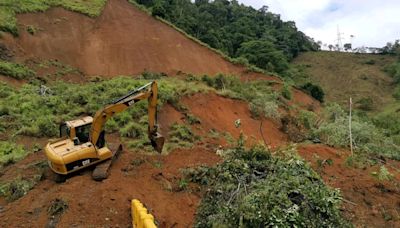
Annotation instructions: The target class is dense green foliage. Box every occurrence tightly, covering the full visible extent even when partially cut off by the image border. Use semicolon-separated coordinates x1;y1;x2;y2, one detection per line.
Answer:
301;82;325;102
132;0;318;73
0;0;107;35
186;145;348;227
0;61;36;79
0;142;26;167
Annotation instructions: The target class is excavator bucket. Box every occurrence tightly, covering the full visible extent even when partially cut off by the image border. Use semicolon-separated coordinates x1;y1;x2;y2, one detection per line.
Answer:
150;132;165;153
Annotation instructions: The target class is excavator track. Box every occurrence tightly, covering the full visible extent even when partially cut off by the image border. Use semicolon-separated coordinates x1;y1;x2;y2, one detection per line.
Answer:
92;144;123;181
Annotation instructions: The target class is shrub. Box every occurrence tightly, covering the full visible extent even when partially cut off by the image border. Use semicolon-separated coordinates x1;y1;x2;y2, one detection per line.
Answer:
393;86;400;100
281;83;292;100
363;59;376;65
48;198;68;216
26;25;37;35
187;145;349;227
0;142;27;167
0;178;37;201
0;61;36;79
169;123;196;143
301;82;325;102
357;97;374;111
120;122;145;138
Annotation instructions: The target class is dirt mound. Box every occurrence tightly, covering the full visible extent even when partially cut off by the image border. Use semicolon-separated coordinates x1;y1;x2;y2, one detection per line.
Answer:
181;93;288;148
298;144;400;227
0;147;220;227
2;0;274;79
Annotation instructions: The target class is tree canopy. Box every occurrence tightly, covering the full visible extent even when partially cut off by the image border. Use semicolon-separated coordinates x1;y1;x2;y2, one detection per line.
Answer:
133;0;319;74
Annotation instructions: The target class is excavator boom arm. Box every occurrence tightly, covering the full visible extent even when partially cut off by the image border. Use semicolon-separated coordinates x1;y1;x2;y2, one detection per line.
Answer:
89;81;164;152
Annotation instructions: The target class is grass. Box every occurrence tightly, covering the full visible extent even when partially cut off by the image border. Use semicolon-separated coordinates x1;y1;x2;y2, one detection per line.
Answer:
0;61;36;79
292;51;397;111
0;0;107;35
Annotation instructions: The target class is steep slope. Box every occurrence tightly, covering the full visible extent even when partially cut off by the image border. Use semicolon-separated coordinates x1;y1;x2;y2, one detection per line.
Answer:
2;0;267;78
293;51;396;110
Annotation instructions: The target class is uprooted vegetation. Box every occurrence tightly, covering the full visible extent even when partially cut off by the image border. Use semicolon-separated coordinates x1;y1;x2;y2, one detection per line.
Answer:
0;0;107;35
185;144;350;227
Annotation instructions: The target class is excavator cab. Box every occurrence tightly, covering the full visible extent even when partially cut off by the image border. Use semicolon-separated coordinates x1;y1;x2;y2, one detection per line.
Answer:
44;81;165;180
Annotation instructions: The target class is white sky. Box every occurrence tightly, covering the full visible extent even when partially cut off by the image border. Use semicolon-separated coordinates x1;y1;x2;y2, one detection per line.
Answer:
238;0;400;48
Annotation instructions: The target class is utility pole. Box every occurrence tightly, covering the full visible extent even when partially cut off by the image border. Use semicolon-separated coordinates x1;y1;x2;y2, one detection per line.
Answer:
349;97;353;155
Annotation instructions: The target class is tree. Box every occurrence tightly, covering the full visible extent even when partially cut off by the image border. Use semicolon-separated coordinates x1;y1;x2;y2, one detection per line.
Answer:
328;44;334;51
237;40;289;73
344;43;352;51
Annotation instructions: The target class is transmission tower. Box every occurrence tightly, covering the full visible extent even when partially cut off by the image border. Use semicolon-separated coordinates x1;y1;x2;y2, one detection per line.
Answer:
335;25;344;51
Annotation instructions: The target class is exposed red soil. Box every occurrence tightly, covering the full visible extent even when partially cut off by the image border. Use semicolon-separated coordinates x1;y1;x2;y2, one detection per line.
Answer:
181;93;288;148
298;144;400;227
158;103;185;138
0;147;221;228
0;75;24;88
1;0;275;81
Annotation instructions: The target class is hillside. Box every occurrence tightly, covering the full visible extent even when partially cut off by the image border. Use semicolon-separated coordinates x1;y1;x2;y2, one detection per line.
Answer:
2;0;264;77
293;51;397;111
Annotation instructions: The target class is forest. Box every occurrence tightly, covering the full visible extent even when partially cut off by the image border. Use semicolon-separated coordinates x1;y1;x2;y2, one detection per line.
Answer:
133;0;319;74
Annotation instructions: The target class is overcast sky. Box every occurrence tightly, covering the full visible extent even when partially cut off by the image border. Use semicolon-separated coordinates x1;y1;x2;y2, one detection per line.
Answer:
238;0;400;48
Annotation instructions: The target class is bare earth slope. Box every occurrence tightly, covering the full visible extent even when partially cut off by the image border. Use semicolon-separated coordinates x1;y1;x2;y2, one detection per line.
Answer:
3;0;255;77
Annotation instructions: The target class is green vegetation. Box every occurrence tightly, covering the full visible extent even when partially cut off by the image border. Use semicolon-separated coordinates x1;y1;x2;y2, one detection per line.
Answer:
26;25;37;35
0;142;27;167
165;123;198;151
132;0;318;74
0;176;40;201
48;198;68;216
301;82;324;102
0;76;211;156
200;74;281;119
371;166;394;182
292;51;396;110
0;61;36;79
185;145;349;227
0;0;107;35
312;103;400;160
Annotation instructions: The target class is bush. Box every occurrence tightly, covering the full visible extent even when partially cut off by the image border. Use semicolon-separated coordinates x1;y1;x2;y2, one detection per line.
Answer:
0;61;36;79
120;122;145;138
0;142;27;167
187;145;349;227
281;83;292;100
301;83;325;102
169;123;196;143
0;177;39;201
357;97;374;111
313;103;400;160
363;59;376;65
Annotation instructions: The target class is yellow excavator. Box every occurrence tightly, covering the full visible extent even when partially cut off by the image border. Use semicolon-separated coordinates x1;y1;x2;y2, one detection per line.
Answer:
44;81;165;181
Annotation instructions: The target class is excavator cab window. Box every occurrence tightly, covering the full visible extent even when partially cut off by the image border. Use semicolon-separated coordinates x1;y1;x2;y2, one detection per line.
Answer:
75;123;91;144
59;123;69;138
